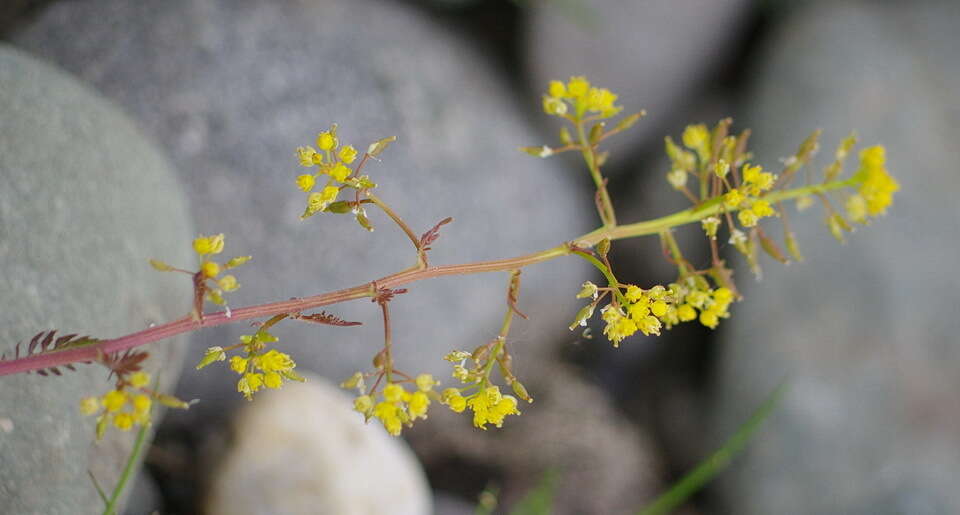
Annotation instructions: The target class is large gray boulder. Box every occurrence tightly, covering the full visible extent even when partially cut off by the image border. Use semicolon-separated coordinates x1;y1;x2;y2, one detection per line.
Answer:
710;2;960;513
12;0;591;419
0;45;193;514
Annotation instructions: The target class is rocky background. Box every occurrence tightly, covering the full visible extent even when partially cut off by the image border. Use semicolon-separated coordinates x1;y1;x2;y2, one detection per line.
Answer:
1;0;956;514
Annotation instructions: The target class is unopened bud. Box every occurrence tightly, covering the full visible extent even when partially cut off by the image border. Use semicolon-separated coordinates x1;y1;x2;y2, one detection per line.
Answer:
149;259;174;272
511;381;533;403
195;346;226;370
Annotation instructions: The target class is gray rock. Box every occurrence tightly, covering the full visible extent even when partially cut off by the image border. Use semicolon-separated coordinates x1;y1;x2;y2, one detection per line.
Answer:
12;0;591;420
408;361;662;514
205;373;431;515
526;0;754;169
0;45;193;514
710;2;960;514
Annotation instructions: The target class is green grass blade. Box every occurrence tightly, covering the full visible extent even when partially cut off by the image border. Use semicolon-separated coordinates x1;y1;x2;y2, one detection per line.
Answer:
87;470;109;506
510;469;559;515
638;381;788;515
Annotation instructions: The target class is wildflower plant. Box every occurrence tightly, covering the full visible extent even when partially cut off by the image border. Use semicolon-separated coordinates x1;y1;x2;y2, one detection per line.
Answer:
0;77;897;450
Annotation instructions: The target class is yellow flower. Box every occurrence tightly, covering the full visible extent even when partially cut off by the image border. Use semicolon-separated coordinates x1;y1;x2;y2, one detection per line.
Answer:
317;131;337;151
542;95;567;116
624;285;645;302
320;185;340;204
846;194;868;224
701;216;721;239
627;301;649;321
218;274;239;292
548;80;566;98
738;209;759;228
682;124;710;160
201;261;220;278
651;300;668;318
193;233;225;255
442;388;467;413
751;200;776;218
112;412;135;431
855;145;898;217
79;396;100;416
415;373;437;392
685;290;709;309
255;349;295;372
485;395;521;428
297;146;319;167
713;287;734;304
296;174;316;192
566;76;590;98
585;87;620;116
373;401;403;436
408;391;430;420
354;395;374;415
724;189;744;209
102;390;127;413
129;371;150;388
741;164;776;195
677;304;697;322
337;145;358;164
699;308;720;329
635;315;662;336
329;163;351;182
238;372;264;400
383;383;405;403
132;394;152;415
264;371;283;389
229;356;249;374
601;306;638;346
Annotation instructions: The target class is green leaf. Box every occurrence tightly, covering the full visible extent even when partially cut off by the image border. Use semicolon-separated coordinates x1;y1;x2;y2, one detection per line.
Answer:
637;382;788;515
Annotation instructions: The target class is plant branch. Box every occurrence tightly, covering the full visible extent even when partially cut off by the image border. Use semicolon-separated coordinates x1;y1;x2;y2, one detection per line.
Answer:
0;178;853;377
366;192;427;268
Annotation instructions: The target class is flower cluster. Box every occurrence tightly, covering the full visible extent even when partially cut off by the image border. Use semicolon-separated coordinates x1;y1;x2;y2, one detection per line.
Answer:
192;233;250;306
196;329;303;400
343;372;439;436
846;145;899;223
443;385;520;430
295;124;376;220
572;278;737;347
79;371;190;439
149;233;250;315
438;349;526;430
723;164;779;228
542;76;621;119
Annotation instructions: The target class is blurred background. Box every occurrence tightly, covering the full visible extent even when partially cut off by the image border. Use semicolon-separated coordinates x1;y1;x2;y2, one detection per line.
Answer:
1;0;957;513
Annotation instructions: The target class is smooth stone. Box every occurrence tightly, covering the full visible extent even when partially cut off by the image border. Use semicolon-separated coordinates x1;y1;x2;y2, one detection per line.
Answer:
526;0;754;169
12;0;591;419
711;2;960;513
205;374;431;515
0;45;193;514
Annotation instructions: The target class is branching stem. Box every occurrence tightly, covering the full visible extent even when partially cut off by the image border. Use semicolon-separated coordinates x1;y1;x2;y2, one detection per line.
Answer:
0;177;854;377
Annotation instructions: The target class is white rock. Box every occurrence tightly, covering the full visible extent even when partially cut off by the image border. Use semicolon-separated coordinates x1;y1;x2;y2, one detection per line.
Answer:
206;374;431;515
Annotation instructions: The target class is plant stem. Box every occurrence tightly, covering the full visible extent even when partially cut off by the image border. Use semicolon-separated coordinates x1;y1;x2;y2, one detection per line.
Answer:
0;178;853;377
366;192;426;268
576;120;617;227
103;421;150;515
